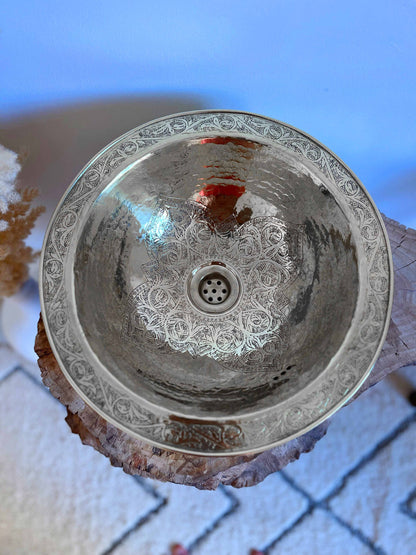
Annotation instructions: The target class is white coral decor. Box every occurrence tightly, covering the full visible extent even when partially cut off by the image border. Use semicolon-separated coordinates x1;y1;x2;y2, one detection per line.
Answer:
0;145;21;231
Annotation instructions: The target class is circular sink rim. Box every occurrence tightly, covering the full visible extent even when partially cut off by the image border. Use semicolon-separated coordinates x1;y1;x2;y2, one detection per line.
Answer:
39;110;393;456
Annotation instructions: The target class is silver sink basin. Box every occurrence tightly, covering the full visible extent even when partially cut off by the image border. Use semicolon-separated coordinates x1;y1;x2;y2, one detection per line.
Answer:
40;111;393;455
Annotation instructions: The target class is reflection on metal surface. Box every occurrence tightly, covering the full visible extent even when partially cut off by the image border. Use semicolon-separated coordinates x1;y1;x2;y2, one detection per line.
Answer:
40;111;393;455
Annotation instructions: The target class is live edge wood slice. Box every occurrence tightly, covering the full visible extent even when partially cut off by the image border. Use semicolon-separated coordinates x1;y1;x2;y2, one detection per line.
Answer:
35;216;416;490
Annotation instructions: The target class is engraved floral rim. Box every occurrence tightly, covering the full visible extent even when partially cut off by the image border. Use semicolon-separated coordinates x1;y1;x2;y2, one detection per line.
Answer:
39;110;393;455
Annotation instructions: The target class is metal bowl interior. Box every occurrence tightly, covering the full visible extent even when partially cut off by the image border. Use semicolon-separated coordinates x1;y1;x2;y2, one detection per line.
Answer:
41;111;392;454
74;135;359;417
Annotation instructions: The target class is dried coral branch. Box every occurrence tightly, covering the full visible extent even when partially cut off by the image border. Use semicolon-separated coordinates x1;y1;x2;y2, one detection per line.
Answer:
0;145;45;297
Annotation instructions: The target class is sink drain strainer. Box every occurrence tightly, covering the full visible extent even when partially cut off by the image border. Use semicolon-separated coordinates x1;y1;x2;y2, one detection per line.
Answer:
187;263;241;314
199;274;230;305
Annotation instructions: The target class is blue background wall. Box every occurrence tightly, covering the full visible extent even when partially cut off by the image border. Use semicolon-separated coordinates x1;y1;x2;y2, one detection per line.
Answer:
1;0;415;225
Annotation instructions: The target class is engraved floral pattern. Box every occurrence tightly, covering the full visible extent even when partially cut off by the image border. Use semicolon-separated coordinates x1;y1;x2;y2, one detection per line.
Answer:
122;197;302;367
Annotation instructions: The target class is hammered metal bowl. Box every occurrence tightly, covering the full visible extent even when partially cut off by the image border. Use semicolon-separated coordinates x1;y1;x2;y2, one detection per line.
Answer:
40;111;393;455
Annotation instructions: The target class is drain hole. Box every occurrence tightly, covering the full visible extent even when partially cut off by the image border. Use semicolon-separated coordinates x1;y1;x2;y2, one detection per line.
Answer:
199;272;231;305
